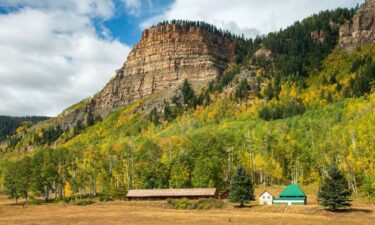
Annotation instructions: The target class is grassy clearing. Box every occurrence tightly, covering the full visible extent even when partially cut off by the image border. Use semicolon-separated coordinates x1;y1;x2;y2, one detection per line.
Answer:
0;188;374;225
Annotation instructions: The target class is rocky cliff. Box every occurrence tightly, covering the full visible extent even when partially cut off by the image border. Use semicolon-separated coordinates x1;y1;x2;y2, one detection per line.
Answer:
54;23;241;127
339;0;375;51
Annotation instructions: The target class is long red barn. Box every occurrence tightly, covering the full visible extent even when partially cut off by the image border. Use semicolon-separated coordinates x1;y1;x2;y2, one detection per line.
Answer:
126;188;217;200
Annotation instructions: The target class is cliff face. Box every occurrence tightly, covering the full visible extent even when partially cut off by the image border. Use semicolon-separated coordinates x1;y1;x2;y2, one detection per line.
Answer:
55;24;240;127
339;0;375;51
90;24;238;116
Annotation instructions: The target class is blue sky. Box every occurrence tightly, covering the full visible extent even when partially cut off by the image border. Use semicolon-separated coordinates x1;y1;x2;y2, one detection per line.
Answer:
102;0;174;45
0;0;364;116
0;0;175;46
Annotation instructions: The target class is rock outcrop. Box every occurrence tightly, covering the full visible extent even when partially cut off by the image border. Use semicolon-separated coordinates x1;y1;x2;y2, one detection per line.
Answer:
310;30;327;43
339;0;375;51
55;23;241;127
254;45;272;60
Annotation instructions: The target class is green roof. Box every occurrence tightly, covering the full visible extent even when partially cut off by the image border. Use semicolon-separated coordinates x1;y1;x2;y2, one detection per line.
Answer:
279;184;306;197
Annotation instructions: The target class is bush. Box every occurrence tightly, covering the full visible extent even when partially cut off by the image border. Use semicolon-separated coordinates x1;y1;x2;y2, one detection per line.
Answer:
73;199;96;206
26;198;45;205
259;98;305;120
166;198;224;210
99;195;113;202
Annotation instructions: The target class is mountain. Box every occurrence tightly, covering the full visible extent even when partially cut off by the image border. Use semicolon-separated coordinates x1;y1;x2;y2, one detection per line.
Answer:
54;22;243;129
0;116;49;142
339;0;375;51
0;1;374;200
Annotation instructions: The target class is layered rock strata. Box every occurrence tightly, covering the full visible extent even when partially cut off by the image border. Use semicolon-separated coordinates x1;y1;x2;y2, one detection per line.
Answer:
339;0;375;51
56;24;240;127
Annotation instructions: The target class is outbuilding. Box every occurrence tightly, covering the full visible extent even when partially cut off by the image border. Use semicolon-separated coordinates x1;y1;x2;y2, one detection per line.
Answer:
126;188;217;200
259;191;274;205
273;184;306;205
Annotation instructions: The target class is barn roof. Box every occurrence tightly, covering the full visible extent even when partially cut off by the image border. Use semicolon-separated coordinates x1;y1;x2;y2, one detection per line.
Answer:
279;184;306;197
126;188;217;198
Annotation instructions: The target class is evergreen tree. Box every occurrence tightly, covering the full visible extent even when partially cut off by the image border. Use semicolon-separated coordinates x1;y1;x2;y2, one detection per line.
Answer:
318;165;352;211
149;107;160;125
94;114;102;123
162;101;175;122
235;79;249;100
229;164;254;207
86;111;95;126
181;79;195;107
264;82;274;100
73;120;84;136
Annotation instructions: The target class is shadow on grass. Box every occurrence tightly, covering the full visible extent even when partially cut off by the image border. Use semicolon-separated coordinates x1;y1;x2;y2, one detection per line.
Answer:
233;205;253;208
326;208;373;214
6;199;56;207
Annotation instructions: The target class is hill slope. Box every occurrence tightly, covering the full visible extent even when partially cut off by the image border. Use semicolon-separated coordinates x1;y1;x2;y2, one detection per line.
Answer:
0;116;49;142
0;2;374;200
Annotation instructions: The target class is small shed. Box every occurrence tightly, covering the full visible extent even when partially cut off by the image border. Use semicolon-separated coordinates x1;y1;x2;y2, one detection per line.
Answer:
126;188;217;200
259;191;274;205
273;184;306;205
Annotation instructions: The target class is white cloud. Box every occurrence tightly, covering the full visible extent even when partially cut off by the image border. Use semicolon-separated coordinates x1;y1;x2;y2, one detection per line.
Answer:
0;0;366;116
0;1;130;116
142;0;364;38
123;0;142;16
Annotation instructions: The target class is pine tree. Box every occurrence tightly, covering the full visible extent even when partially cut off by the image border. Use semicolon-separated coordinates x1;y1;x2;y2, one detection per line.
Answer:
318;165;352;211
264;82;274;100
229;164;254;207
162;101;175;122
86;111;95;126
181;79;195;107
235;79;249;100
149;107;160;125
73;120;84;136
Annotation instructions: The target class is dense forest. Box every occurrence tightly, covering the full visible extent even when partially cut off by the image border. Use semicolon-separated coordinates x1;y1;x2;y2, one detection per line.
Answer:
156;20;244;41
1;6;375;203
0;116;49;142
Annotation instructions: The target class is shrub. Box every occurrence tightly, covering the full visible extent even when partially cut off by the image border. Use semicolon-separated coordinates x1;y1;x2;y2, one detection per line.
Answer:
73;199;96;206
99;195;113;202
166;198;224;210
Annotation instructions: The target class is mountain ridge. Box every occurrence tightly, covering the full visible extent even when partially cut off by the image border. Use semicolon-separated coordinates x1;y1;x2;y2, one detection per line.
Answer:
52;22;243;129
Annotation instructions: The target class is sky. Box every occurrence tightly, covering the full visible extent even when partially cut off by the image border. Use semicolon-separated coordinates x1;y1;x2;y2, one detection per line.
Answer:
0;0;364;116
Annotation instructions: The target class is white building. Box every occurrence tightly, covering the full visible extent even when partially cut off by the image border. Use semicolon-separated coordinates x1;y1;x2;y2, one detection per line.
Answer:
259;191;274;205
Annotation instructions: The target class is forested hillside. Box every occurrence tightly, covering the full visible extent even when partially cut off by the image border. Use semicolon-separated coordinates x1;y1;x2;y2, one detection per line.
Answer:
0;116;49;142
0;6;374;202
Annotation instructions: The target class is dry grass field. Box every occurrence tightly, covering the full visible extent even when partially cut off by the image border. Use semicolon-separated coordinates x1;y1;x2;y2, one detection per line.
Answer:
0;186;374;225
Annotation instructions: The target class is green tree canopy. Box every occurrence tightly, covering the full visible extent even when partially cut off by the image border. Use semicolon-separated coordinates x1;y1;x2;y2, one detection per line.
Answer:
318;165;352;211
229;164;254;207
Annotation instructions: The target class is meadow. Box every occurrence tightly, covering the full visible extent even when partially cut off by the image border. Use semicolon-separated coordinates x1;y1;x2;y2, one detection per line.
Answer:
0;186;374;225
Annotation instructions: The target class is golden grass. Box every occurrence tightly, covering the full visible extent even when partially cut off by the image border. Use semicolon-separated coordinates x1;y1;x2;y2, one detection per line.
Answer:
0;188;374;225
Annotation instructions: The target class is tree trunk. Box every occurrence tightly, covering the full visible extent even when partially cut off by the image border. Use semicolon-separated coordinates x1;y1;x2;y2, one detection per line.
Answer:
93;178;97;197
44;186;49;202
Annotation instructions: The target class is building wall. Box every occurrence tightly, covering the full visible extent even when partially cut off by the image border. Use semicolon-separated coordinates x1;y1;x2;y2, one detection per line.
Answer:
127;195;216;201
273;200;305;205
259;192;273;205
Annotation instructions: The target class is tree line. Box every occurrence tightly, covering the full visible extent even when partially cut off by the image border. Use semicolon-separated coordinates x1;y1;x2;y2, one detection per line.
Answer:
156;20;244;41
0;116;49;142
